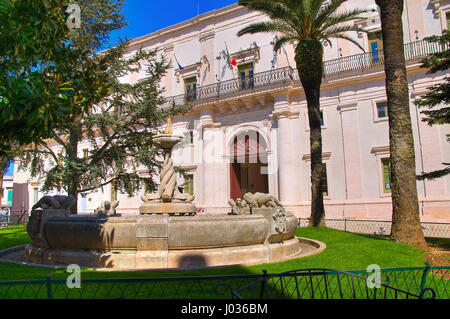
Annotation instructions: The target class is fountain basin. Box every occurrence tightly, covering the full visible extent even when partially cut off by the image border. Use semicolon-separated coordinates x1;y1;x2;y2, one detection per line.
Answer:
152;134;183;150
25;211;301;269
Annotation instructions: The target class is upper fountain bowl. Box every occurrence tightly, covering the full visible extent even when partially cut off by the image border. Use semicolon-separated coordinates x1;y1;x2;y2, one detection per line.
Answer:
153;134;183;150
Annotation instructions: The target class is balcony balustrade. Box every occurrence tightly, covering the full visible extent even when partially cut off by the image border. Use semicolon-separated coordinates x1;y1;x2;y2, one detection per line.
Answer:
162;39;448;108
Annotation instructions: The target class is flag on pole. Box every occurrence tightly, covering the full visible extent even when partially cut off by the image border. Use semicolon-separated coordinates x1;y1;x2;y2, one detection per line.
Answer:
281;42;291;68
174;54;184;70
225;42;237;66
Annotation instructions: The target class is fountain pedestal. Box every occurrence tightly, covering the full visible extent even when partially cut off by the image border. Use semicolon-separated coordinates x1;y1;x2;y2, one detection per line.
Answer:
139;134;196;215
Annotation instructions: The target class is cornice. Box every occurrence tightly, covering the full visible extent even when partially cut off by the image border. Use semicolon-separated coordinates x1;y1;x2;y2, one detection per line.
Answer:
302;152;332;161
270;109;299;119
337;101;358;112
128;4;244;48
371;146;390;154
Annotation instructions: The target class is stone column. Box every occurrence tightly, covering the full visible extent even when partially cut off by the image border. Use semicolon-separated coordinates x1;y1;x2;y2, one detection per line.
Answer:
272;93;301;205
277;113;292;204
200;109;222;208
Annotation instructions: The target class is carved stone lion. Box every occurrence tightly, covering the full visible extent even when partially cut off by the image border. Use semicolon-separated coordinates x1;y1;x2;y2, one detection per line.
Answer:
243;192;282;208
32;195;76;214
95;200;120;217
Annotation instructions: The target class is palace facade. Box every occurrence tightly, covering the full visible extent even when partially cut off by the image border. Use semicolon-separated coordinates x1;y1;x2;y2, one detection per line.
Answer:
13;1;450;222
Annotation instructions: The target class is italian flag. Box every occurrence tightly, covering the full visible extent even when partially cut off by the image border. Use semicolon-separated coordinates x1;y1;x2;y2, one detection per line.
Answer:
225;43;237;66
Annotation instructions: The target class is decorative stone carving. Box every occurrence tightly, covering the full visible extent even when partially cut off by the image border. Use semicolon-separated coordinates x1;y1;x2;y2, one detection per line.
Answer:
228;192;283;215
95;200;120;217
140;145;195;204
272;208;287;234
27;208;69;248
140;120;196;215
430;0;441;16
243;192;282;208
32;195;76;215
228;198;250;215
27;211;42;237
262;119;272;127
228;193;288;243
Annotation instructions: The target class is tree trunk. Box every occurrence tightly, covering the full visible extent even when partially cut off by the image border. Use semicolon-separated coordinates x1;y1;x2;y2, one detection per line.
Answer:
375;0;427;248
67;176;79;215
67;125;81;215
295;40;326;227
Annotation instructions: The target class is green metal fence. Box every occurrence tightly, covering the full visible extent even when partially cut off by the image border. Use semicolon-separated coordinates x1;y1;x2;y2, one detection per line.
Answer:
0;265;447;299
298;218;450;238
349;265;449;299
218;268;442;299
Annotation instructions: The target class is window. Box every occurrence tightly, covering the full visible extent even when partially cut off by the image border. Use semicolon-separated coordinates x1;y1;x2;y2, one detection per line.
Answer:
376;101;388;119
322;164;328;196
33;188;39;205
82;148;89;159
184;77;197;101
238;63;254;89
111;182;117;202
382;158;391;193
320;110;324;126
184;130;193;145
115;105;123;118
7;189;13;206
183;175;194;195
368;31;383;63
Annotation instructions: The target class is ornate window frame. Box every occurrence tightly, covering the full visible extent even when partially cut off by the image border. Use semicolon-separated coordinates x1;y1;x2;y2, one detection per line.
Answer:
231;43;261;67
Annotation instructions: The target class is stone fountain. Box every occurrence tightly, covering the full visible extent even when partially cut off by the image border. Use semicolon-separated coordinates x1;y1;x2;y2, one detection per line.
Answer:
23;120;308;269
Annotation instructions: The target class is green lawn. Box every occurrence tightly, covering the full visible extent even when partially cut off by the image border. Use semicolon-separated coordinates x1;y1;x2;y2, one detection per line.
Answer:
0;225;447;299
0;225;29;251
0;225;431;281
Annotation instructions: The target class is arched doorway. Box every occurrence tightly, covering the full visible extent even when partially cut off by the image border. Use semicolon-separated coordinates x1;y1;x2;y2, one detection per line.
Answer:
229;130;269;200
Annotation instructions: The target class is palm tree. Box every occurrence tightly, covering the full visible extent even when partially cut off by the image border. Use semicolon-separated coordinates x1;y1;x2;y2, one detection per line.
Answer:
375;0;427;248
237;0;367;226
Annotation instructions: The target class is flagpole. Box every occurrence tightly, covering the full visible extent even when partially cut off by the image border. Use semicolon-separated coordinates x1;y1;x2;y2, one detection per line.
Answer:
225;42;237;82
174;54;184;70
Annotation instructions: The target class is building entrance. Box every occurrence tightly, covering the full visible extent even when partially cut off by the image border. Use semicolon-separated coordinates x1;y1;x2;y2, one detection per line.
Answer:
229;131;268;200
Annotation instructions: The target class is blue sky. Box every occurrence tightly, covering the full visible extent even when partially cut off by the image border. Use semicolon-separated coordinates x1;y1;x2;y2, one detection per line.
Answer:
108;0;238;47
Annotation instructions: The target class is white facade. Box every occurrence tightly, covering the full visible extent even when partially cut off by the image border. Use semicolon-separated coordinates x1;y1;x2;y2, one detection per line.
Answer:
18;1;450;222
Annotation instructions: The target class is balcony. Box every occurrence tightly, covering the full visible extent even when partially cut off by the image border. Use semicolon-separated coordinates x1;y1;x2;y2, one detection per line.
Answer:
163;39;448;108
323;38;448;77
